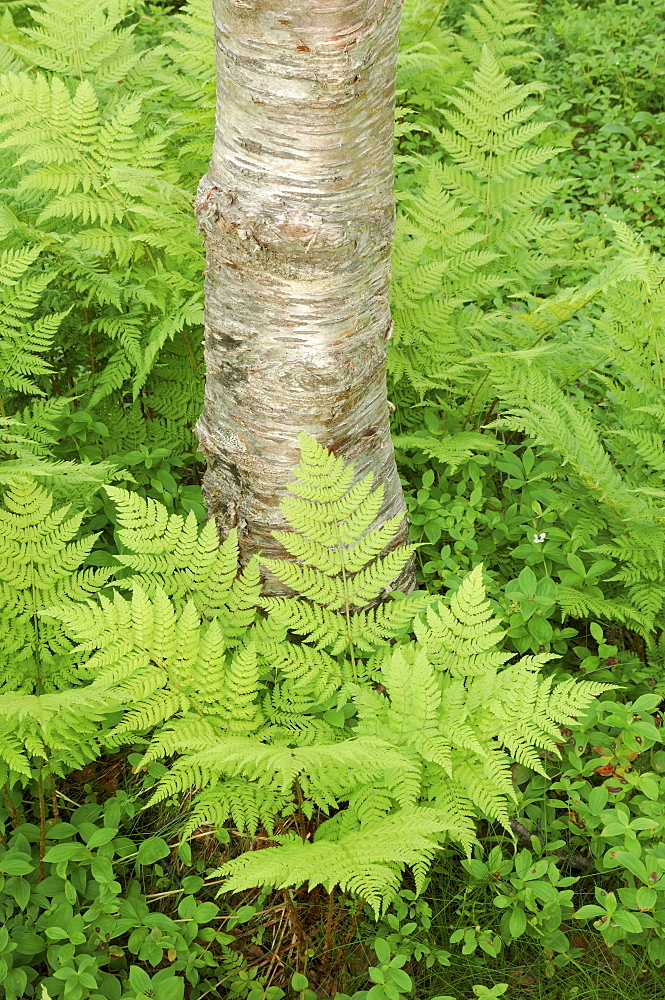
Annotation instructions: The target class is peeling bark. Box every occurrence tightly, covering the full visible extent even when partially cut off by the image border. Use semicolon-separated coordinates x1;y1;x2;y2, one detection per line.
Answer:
195;0;414;596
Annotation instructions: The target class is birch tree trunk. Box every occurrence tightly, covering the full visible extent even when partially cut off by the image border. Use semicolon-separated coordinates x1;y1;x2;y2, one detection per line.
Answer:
194;0;414;595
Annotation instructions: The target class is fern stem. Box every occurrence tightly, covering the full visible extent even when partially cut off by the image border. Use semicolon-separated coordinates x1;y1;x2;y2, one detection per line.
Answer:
320;890;337;979
37;760;47;880
74;291;95;373
415;0;448;45
462;371;490;430
293;779;307;842
1;786;21;828
336;522;357;679
49;772;60;823
180;328;200;372
321;889;347;982
89;330;96;374
328;898;362;991
282;887;309;964
481;395;499;427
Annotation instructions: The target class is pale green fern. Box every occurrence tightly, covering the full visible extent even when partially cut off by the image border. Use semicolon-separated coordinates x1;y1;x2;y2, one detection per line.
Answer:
457;0;540;73
389;44;574;397
214;809;454;918
0;477;116;784
0;478;111;693
45;441;610;916
261;433;415;611
0;686;116;784
478;224;665;632
0;0;205;417
0;241;66;400
2;0;140;86
199;565;608;913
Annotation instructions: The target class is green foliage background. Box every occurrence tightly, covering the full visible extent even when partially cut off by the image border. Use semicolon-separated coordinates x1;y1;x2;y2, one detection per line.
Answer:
2;1;665;999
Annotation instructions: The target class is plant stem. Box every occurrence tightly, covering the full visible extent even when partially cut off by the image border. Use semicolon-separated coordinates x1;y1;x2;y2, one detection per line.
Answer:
2;785;22;827
49;772;60;822
282;887;308;963
37;760;47;880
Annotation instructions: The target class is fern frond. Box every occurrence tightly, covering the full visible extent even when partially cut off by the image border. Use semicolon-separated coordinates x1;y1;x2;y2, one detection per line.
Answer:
145;736;417;807
180;778;289;840
213;808;455;917
3;0;140;86
261;591;428;655
263;435;414;610
458;0;540;72
0;685;117;782
0;478;111;693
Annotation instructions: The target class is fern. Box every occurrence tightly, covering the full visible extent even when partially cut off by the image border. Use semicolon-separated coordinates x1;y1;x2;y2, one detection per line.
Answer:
44;440;611;915
213;809;453;918
457;0;540;73
355;567;608;836
397;1;465;119
105;486;222;601
0;233;122;492
262;434;415;611
0;0;206;465
475;224;665;630
2;0;140;86
0;478;111;694
0;477;117;783
0;685;117;784
0;241;66;399
162;0;215;165
0;0;634;918
389;44;576;396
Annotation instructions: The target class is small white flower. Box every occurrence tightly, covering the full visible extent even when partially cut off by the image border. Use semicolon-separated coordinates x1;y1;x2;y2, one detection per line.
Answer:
533;532;547;544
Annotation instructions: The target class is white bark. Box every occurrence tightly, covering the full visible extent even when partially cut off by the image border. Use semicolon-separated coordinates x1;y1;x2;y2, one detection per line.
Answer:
195;0;413;595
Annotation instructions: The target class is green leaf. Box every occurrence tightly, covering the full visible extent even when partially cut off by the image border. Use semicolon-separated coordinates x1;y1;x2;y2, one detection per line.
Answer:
648;937;665;966
601;822;627;838
11;878;31;910
508;907;527;938
387;968;412;991
154;976;185;1000
136;837;170;866
86;827;118;849
462;860;488;880
588;785;608;814
612;909;643;934
45;927;69;941
527;614;553;643
291;974;309;991
195;902;219;922
574;905;606;919
635;886;657;910
181;876;204;894
613;851;648;883
517;567;538;597
374;938;392;965
0;852;34;876
639;776;660;800
42;844;90;864
129;966;152;993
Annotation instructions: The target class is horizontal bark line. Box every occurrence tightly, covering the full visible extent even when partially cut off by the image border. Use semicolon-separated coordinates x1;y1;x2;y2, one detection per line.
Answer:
195;180;394;263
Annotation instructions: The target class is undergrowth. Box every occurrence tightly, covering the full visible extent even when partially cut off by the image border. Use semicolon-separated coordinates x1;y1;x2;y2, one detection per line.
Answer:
2;0;665;999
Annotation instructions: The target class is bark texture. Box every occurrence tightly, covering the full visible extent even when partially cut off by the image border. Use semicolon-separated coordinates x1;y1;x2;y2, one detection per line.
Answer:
195;0;414;594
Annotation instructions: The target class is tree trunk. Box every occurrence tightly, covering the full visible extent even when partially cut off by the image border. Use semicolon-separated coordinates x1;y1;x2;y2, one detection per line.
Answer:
194;0;413;596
